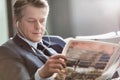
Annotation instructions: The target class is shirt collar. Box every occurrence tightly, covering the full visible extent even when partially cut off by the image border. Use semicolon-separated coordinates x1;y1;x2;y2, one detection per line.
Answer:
17;34;42;49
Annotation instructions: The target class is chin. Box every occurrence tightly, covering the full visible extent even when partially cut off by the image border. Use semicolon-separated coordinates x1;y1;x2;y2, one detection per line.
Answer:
33;38;42;42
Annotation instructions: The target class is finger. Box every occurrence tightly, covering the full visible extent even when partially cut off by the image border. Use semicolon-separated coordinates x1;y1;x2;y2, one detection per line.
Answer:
49;67;66;75
49;68;61;74
48;59;66;68
50;54;67;61
50;63;64;70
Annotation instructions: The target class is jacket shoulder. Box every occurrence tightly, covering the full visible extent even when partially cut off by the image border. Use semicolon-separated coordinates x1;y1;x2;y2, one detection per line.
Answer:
42;35;66;48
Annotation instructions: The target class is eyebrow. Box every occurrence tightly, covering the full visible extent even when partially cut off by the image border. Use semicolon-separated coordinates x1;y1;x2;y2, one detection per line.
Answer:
27;17;46;20
27;17;36;20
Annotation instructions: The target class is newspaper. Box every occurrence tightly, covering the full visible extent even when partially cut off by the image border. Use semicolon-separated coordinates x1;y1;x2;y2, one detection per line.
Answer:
53;39;120;80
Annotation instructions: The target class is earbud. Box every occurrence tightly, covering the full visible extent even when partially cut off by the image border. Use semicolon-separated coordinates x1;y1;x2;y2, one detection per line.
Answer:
16;21;19;28
45;29;51;46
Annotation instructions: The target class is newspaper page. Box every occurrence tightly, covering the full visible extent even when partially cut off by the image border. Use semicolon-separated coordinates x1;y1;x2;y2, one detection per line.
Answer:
53;39;119;80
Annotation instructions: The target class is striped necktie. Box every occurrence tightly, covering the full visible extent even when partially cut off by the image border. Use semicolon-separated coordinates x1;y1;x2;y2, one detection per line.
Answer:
37;43;54;56
31;46;48;63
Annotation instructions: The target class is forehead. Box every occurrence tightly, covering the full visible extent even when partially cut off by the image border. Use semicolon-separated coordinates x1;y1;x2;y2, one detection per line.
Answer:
22;5;48;19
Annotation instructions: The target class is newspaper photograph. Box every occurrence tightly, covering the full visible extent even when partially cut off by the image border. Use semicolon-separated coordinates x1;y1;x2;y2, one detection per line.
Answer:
53;39;119;80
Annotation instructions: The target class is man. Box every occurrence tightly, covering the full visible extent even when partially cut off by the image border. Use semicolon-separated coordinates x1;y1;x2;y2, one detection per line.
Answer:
0;0;66;80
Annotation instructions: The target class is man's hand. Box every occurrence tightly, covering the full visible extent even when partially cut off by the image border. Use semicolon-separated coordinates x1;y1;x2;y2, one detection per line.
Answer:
38;54;67;78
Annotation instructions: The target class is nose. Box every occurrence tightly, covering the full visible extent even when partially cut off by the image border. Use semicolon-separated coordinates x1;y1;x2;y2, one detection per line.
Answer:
34;21;41;29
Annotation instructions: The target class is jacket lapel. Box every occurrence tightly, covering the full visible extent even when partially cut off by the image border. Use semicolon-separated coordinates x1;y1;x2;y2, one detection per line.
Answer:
13;34;33;53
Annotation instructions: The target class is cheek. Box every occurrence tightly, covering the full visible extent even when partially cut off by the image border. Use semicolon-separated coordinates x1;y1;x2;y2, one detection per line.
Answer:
42;27;46;34
24;24;34;32
21;26;32;35
43;26;46;31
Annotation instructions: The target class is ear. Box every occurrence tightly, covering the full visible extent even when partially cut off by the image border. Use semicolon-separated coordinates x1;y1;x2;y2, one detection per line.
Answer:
13;16;18;28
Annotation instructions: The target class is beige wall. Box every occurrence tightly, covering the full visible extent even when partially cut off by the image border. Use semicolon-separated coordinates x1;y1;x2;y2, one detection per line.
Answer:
48;0;120;39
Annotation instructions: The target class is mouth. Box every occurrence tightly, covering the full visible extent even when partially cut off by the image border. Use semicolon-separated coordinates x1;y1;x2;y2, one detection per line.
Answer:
33;32;42;35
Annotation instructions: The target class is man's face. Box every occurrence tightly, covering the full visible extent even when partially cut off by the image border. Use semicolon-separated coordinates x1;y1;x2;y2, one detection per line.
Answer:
17;5;48;42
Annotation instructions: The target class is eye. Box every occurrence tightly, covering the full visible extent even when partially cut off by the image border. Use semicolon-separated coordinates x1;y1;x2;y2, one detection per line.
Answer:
27;20;35;23
27;18;36;23
40;19;46;24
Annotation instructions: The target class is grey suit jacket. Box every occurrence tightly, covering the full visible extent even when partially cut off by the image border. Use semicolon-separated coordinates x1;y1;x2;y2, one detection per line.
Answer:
0;34;65;80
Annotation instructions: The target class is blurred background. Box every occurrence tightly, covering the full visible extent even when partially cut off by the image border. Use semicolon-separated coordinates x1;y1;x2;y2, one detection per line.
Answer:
0;0;120;45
